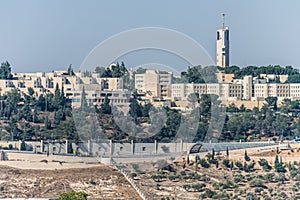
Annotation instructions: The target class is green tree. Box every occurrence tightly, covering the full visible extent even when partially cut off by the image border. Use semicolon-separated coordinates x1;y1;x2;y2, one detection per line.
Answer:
226;146;229;157
0;61;12;79
244;150;250;161
53;83;64;110
274;155;286;173
129;98;143;123
258;158;271;171
67;64;75;76
27;87;35;96
100;95;111;114
265;96;278;110
80;86;88;111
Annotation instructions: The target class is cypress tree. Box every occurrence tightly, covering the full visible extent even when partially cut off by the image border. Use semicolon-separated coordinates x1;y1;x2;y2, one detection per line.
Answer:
226;146;229;157
244;150;250;161
80;86;88;111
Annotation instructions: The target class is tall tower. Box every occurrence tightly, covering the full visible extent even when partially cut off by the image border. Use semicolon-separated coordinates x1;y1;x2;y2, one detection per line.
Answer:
216;13;230;67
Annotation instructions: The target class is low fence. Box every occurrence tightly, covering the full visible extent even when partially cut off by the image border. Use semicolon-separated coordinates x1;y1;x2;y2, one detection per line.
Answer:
119;167;148;200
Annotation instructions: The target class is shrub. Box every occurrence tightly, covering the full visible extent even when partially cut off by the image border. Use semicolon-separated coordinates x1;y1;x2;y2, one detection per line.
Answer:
258;158;271;171
268;188;273;194
246;192;259;200
276;173;287;184
199;159;210;168
180;170;186;178
264;172;275;182
234;174;244;183
288;162;296;171
199;189;216;198
57;190;87;200
223;159;231;168
235;161;243;170
212;191;230;199
255;187;263;193
205;153;212;161
249;178;265;188
295;174;300;181
183;183;205;192
130;173;137;178
151;173;166;182
161;145;169;153
188;172;201;180
20;141;26;151
191;183;206;192
168;174;180;181
131;163;140;172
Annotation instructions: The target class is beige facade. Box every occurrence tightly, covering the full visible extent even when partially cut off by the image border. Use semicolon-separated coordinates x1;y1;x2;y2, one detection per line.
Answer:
135;70;172;100
171;83;242;102
172;83;206;101
243;76;253;100
290;84;300;100
254;83;290;100
259;74;288;83
216;72;234;83
0;71;127;108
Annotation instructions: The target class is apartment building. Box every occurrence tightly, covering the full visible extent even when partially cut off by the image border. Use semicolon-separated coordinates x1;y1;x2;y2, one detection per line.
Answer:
254;83;290;101
172;83;206;101
135;70;172;100
290;84;300;100
171;82;242;102
216;72;234;83
0;71;128;108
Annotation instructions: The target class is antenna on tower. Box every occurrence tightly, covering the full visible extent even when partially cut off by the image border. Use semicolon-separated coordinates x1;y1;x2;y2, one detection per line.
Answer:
222;13;226;29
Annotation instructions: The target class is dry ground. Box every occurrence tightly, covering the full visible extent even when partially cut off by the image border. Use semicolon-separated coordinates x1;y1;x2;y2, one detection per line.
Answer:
125;143;300;199
0;165;141;199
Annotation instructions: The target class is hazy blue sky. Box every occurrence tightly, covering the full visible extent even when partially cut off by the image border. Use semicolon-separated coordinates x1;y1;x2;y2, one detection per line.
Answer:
1;0;299;72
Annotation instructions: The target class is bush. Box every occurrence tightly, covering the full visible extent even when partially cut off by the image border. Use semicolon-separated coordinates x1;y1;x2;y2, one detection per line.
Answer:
249;178;265;188
235;161;243;170
168;174;180;182
20;141;26;151
130;173;137;178
131;163;140;171
151;173;166;182
246;192;259;200
199;159;210;168
264;172;275;182
234;174;244;183
223;159;231;168
244;161;255;172
295;174;300;181
255;187;263;193
57;191;87;200
199;189;216;198
276;173;287;184
258;158;271;171
212;191;230;199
